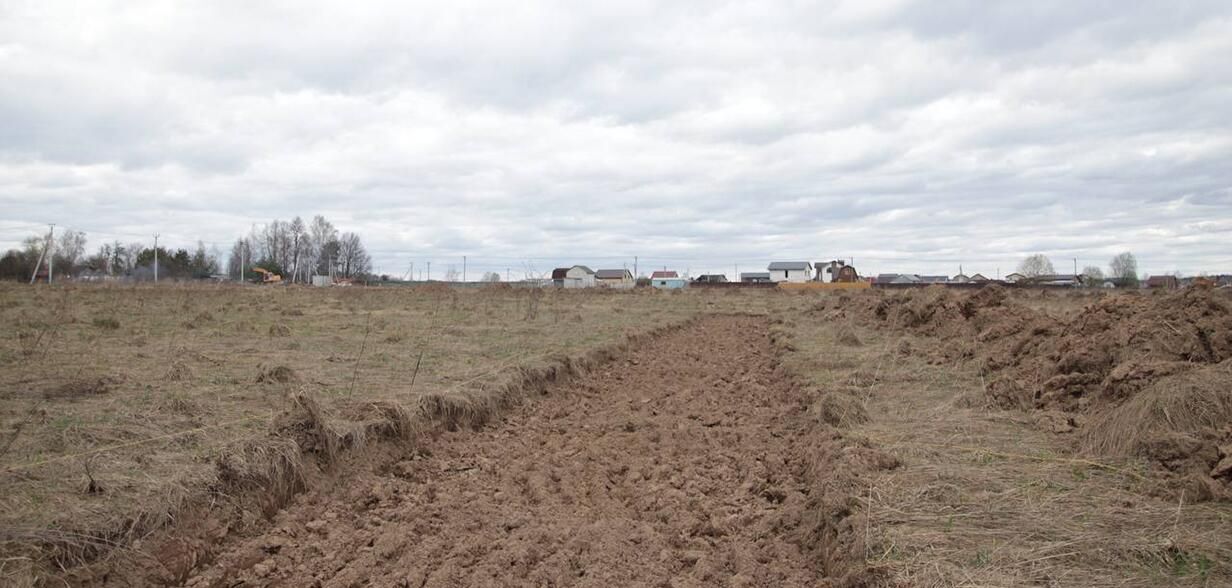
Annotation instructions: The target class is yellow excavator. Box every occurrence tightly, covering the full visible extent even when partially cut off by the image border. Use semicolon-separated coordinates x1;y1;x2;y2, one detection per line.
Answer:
251;267;283;284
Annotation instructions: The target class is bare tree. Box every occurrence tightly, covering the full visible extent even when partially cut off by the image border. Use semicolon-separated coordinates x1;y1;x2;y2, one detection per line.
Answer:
1017;254;1055;277
288;216;306;283
308;215;337;276
1081;265;1104;287
481;271;501;282
1109;251;1138;286
335;232;371;278
54;230;87;274
444;265;460;282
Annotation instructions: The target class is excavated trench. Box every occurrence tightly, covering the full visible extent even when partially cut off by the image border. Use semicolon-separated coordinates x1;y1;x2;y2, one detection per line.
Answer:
179;316;876;587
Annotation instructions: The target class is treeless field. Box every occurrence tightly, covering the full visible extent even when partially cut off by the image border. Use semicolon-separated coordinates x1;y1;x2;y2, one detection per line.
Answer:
2;283;1230;586
0;283;790;584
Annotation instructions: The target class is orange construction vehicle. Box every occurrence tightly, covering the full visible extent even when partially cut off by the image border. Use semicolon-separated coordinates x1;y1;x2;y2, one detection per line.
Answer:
251;267;283;284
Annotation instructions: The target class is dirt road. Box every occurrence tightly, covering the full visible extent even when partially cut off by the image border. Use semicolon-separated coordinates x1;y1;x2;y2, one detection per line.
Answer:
186;316;855;587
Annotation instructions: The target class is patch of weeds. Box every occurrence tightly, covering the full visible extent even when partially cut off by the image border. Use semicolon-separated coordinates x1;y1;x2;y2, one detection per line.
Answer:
970;548;991;568
975;451;1002;465
1166;548;1213;578
1071;465;1089;481
50;414;82;430
92;317;121;330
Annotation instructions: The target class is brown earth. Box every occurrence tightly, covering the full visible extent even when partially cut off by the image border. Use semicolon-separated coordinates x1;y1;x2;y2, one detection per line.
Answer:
817;285;1232;499
169;315;889;587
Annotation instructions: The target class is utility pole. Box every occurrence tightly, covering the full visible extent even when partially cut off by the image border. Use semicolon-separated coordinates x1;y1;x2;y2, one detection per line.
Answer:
506;267;510;282
1073;258;1078;277
463;256;467;282
240;242;245;283
30;224;53;284
634;256;638;278
153;233;160;283
47;225;54;284
427;261;431;281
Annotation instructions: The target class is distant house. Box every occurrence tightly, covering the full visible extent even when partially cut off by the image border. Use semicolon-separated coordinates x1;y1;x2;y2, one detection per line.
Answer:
1028;274;1081;287
816;260;859;283
741;272;771;283
1145;275;1179;290
767;261;813;283
694;274;728;284
650;270;687;289
1004;273;1027;284
919;275;950;284
970;273;990;283
876;273;920;285
551;265;596;288
951;273;970;283
594;269;634;289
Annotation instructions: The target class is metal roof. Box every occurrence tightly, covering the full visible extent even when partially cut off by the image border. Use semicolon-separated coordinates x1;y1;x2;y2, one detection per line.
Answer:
595;269;631;279
650;270;679;278
767;261;811;271
741;272;771;278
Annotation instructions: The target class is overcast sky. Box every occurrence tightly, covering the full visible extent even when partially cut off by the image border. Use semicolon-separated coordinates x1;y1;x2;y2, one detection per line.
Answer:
2;1;1230;279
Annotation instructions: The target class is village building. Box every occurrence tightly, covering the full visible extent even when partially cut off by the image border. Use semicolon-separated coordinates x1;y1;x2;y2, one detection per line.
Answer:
740;272;771;283
1145;275;1179;289
875;273;920;284
650;270;687;289
767;261;813;283
594;269;634;289
694;274;728;284
1028;274;1082;287
551;265;596;288
1004;272;1027;283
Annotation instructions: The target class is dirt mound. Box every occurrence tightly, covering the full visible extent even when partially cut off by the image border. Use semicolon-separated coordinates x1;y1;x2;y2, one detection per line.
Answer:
846;285;1232;498
256;365;299;384
1080;360;1232;500
42;375;121;400
834;324;862;347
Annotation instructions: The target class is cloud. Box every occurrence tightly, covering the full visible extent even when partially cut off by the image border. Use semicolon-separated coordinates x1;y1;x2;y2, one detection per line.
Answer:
1;0;1230;279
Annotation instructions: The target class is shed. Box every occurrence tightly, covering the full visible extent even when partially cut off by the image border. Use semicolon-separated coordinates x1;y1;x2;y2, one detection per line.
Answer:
767;261;813;283
741;272;771;283
694;274;728;284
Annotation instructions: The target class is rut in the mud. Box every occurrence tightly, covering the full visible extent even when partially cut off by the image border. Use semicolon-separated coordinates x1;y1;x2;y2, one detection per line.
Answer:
185;316;872;587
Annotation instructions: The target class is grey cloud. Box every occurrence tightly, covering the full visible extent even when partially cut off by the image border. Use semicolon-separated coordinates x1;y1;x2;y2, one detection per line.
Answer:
1;1;1231;280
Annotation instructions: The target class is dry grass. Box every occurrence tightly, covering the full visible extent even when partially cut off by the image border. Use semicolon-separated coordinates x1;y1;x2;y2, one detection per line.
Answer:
1082;360;1232;455
0;282;786;580
787;293;1232;586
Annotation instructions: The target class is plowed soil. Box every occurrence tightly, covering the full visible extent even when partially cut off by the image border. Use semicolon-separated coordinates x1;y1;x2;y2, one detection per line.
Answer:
183;316;874;587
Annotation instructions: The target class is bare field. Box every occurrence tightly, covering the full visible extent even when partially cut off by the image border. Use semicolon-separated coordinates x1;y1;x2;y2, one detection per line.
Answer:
0;283;790;583
3;283;1230;586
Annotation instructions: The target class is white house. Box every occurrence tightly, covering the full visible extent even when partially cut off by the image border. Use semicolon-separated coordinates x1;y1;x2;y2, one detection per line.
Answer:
551;265;596;288
767;261;813;283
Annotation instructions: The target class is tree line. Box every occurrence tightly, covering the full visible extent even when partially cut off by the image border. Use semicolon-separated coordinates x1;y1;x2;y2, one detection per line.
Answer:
227;215;371;283
1016;251;1140;286
0;215;371;283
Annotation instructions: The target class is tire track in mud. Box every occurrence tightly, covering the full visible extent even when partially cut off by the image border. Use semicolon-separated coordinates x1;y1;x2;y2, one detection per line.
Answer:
186;316;872;587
